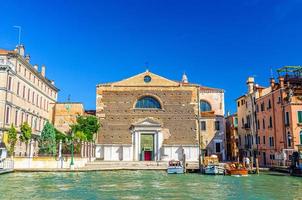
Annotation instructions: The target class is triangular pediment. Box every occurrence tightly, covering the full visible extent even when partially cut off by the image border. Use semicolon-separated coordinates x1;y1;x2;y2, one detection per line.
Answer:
112;71;180;87
132;117;162;127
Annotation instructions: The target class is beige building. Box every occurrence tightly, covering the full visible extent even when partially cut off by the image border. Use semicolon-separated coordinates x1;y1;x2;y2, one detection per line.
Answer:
52;102;84;133
96;71;225;161
236;77;262;159
0;45;58;156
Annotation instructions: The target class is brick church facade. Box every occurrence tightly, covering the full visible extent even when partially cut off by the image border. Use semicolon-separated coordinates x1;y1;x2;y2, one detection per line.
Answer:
96;71;225;161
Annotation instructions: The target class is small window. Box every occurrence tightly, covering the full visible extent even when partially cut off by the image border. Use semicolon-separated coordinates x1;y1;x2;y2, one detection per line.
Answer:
269;137;274;147
269;116;273;128
5;107;10;124
285;112;290;126
287;132;292;147
7;76;12;91
201;121;206;131
215;121;220;131
215;142;221;153
17;82;20;95
263;136;266;144
200;100;211;112
268;99;272;109
297;111;302;124
262;119;265;129
15;110;18;126
144;75;151;83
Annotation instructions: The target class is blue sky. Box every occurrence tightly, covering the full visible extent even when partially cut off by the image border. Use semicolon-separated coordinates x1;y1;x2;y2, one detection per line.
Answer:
1;0;302;112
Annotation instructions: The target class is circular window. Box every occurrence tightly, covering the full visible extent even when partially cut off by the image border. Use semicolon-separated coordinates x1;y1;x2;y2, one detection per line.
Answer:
144;75;151;83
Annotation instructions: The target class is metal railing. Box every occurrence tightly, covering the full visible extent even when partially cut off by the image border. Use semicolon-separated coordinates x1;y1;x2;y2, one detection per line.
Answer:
0;158;14;170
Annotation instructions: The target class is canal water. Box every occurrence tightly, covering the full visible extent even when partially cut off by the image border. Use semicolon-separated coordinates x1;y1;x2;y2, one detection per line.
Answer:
0;171;301;200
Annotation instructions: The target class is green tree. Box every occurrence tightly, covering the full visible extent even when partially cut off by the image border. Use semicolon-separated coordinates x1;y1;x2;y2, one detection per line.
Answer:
74;130;87;141
39;121;57;155
70;115;100;141
55;128;67;143
20;122;32;143
7;124;17;156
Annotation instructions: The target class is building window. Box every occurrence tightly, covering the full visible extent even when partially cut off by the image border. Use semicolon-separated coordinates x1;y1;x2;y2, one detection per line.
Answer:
15;110;18;126
285;112;290;126
17;82;20;95
300;131;302;145
269;116;273;128
287;132;292;147
27;89;30;101
5;107;10;124
239;135;241;146
7;76;12;91
215;121;220;131
215;142;221;153
21;112;24;124
200;100;211;112
234;117;238;127
135;96;161;109
262;119;265;129
269;137;274;147
257;120;260;130
268;99;272;109
23;86;26;98
237;101;240;107
297;111;302;124
32;92;35;105
256;104;259;112
270;154;275;160
261;102;265;111
263;136;266;144
201;121;206;131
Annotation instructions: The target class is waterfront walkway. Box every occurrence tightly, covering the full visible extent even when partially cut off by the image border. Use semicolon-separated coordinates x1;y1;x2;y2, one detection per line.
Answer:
14;161;200;172
0;169;14;175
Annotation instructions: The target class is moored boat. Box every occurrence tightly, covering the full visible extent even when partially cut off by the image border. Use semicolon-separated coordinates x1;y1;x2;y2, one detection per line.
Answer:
204;165;225;175
167;160;184;174
225;162;248;176
203;155;225;175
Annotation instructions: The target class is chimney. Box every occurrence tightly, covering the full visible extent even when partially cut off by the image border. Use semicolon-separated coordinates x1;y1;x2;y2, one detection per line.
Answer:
33;64;38;71
17;45;25;57
25;54;30;63
246;77;255;94
41;65;46;77
270;78;275;88
279;77;284;88
182;73;188;84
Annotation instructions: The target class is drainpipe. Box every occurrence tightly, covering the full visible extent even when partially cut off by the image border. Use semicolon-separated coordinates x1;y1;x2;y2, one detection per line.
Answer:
271;90;277;156
197;86;202;169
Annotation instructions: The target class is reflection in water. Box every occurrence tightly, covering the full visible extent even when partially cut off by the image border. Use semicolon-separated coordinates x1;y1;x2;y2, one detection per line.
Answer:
0;171;301;200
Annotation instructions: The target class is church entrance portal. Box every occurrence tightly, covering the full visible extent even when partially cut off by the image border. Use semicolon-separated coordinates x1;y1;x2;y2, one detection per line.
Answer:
141;134;154;161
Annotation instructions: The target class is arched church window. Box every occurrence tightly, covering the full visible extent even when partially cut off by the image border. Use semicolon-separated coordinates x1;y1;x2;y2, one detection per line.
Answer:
135;96;161;109
200;100;211;112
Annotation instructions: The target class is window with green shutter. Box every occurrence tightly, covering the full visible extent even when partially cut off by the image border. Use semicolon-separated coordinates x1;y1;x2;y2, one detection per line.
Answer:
298;111;302;123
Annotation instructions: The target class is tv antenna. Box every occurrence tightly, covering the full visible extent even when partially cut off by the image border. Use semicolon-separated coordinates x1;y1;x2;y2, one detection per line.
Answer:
13;26;22;45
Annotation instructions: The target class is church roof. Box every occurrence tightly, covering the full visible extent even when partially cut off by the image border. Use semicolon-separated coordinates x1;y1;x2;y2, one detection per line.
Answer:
97;70;224;92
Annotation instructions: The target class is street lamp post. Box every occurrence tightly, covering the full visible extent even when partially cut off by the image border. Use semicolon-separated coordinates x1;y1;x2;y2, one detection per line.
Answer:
65;96;75;170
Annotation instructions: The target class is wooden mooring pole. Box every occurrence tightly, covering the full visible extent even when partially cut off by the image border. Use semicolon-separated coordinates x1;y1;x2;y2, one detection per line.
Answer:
256;158;259;174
